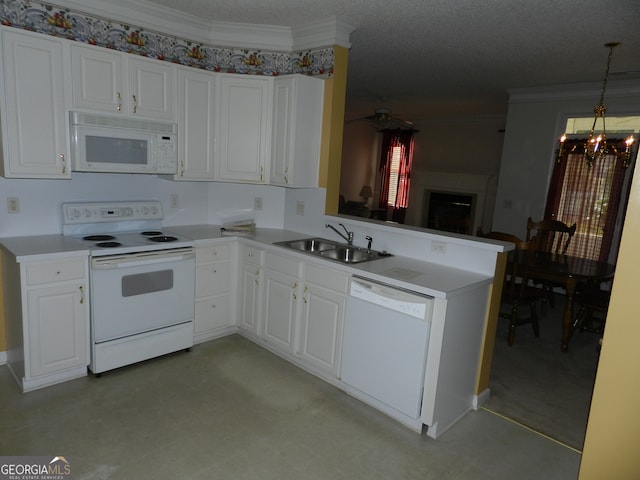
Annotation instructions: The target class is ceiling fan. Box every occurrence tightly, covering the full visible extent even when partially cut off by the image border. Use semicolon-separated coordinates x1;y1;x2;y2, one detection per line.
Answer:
354;107;417;131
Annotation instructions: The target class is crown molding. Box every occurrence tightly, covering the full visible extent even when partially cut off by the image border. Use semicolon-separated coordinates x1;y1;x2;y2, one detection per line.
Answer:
51;0;213;42
291;17;355;50
50;0;355;52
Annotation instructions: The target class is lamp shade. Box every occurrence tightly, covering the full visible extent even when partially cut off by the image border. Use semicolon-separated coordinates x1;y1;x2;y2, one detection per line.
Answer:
359;185;373;199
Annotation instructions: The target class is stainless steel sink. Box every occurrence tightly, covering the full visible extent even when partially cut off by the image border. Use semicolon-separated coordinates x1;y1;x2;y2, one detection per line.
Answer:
274;238;390;264
280;238;337;252
318;246;381;263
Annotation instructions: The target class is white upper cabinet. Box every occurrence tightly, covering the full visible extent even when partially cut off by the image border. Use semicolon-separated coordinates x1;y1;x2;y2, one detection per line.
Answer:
270;75;324;187
175;67;216;180
0;28;71;178
216;73;324;186
216;74;272;183
71;44;176;121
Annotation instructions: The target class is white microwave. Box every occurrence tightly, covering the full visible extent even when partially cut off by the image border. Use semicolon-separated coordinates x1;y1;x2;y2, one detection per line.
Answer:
70;111;177;174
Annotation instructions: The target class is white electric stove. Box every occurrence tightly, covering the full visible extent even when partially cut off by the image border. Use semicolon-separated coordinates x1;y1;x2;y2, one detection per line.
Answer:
62;201;195;375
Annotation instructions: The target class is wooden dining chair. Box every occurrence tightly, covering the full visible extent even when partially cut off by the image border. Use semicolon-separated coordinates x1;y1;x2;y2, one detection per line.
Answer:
572;284;610;340
526;217;577;311
478;229;546;345
526;217;577;254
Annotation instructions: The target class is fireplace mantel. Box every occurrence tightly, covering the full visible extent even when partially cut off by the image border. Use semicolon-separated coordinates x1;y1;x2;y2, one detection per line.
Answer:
406;171;496;235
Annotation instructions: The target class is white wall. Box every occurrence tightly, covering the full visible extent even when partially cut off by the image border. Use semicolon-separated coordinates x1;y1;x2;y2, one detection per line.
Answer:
206;182;286;228
0;171;331;238
493;79;640;239
0;173;210;237
340;120;379;202
340;114;506;229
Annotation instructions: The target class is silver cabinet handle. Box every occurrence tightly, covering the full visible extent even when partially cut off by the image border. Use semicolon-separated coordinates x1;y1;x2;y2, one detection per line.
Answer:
59;153;66;174
79;285;85;304
132;94;137;114
116;92;122;111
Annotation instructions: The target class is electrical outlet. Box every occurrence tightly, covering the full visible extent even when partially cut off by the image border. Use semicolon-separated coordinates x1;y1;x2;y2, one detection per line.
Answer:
254;197;263;211
7;197;20;214
431;241;447;254
170;194;179;209
296;201;305;216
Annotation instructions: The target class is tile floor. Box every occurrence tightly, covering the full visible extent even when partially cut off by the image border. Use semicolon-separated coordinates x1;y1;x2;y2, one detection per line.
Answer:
1;335;581;479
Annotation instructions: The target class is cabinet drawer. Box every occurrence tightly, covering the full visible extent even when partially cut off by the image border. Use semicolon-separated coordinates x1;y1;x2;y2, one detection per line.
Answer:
25;258;86;286
241;245;263;265
195;294;231;334
305;263;349;293
195;260;230;297
196;243;231;262
265;252;301;277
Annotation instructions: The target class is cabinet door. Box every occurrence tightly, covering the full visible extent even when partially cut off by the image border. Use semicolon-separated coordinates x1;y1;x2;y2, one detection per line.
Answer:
270;77;294;185
129;57;175;120
263;268;298;352
270;75;324;187
217;75;271;183
176;68;216;180
71;44;125;114
239;262;262;335
26;283;88;378
1;30;70;178
299;283;345;376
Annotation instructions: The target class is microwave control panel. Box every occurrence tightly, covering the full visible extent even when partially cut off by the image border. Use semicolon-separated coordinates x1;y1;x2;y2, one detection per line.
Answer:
155;134;177;173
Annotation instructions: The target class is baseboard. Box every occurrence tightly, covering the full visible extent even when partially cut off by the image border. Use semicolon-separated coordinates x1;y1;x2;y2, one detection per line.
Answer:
473;388;491;410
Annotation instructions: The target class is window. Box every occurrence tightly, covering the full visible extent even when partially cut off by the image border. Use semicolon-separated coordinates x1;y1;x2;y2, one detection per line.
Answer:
386;146;403;207
378;129;415;222
545;137;635;262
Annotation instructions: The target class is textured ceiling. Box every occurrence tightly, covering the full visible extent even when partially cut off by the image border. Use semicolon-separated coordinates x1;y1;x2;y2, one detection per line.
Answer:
138;0;640;122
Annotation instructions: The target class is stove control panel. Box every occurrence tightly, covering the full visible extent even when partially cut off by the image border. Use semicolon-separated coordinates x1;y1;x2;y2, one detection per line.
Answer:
62;201;164;224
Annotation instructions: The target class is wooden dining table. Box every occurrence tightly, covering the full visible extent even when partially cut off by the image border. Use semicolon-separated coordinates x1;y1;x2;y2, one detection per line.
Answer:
528;252;616;352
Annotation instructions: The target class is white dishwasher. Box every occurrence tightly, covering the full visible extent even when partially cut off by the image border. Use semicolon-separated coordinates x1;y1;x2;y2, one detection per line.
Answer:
341;276;433;432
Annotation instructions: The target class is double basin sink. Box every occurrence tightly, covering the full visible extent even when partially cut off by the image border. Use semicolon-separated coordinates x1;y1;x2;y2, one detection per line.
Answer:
274;237;391;264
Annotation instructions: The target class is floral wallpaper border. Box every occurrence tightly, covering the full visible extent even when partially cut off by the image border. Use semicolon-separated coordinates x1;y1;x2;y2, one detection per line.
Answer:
0;0;335;76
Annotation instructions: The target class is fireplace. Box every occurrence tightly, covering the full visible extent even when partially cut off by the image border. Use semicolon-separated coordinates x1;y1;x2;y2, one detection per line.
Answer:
423;190;476;235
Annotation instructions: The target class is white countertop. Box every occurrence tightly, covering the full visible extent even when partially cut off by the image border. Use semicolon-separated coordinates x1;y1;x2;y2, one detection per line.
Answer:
167;224;492;298
0;234;89;262
0;225;492;298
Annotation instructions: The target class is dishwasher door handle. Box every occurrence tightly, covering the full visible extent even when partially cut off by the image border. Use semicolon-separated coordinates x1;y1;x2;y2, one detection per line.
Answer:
349;278;432;320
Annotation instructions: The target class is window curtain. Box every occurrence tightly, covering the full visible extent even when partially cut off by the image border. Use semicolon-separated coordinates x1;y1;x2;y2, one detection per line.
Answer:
544;138;634;262
378;129;415;223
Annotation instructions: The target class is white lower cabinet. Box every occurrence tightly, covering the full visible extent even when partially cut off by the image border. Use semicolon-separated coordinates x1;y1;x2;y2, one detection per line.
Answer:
238;244;264;336
2;253;90;392
258;249;347;378
194;241;235;343
298;263;347;377
262;252;301;353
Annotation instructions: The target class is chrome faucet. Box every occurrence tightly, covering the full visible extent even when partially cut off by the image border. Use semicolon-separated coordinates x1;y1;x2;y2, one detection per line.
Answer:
325;223;354;245
365;235;373;250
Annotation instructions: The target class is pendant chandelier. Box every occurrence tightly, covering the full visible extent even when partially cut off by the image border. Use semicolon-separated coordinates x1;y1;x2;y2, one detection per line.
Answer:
556;42;636;167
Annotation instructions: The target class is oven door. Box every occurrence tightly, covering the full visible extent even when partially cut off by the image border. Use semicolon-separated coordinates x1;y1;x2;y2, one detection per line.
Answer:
90;248;195;343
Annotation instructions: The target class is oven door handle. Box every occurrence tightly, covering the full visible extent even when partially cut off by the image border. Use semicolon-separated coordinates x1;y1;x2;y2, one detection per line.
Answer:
92;249;194;270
